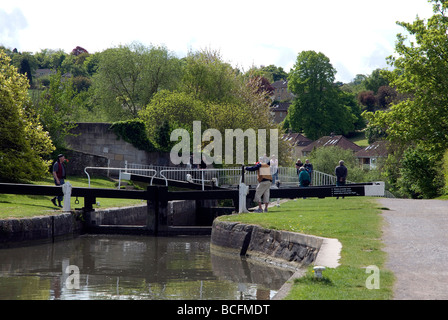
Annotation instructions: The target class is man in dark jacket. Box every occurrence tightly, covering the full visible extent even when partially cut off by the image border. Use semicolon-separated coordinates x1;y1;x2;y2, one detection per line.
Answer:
51;154;66;208
335;160;348;199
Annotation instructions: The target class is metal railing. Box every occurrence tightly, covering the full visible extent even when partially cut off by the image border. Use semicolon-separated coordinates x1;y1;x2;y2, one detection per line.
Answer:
85;162;358;191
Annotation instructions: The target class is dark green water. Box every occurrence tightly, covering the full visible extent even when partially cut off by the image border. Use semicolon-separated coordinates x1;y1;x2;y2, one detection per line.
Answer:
0;235;293;300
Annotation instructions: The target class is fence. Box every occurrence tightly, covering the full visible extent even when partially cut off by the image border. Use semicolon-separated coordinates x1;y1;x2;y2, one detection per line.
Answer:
84;162;378;193
119;162;351;189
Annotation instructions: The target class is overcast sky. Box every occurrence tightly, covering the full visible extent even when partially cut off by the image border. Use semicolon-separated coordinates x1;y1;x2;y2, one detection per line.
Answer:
1;0;435;83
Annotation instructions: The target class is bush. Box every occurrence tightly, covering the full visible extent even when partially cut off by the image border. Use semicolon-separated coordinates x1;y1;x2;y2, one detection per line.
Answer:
443;149;448;195
109;119;155;152
397;146;445;199
308;146;383;183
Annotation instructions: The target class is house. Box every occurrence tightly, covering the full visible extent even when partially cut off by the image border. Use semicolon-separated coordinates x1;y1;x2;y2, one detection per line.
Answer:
34;68;56;78
270;102;290;123
282;132;312;159
271;80;294;102
270;80;294;124
301;134;362;157
355;140;389;170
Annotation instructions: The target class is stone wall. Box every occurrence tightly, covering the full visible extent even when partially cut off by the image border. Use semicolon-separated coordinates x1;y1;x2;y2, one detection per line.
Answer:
0;212;84;249
210;220;324;270
64;149;109;176
65;122;172;171
84;201;197;227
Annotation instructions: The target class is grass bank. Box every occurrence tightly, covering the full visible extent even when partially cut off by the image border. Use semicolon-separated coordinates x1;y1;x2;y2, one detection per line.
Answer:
0;176;143;219
218;197;395;300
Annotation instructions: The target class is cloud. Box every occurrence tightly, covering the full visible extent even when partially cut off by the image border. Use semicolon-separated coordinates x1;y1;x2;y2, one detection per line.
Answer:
0;8;28;49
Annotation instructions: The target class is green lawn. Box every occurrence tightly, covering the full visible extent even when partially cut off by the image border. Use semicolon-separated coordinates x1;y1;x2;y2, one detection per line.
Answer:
348;131;369;148
0;176;144;219
218;197;395;300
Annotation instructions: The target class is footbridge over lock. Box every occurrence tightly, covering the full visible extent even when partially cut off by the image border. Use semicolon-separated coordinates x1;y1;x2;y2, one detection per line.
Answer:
0;166;385;236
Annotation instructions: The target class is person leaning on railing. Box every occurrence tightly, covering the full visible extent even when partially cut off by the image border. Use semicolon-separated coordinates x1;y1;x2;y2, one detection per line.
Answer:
245;156;272;213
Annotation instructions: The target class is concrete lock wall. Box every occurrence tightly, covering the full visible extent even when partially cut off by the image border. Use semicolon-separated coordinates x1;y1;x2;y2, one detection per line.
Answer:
85;201;197;227
0;200;198;248
210;220;324;270
0;213;84;249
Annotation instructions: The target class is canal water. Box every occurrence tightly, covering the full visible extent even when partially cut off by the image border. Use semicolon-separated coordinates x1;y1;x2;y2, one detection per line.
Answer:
0;235;294;300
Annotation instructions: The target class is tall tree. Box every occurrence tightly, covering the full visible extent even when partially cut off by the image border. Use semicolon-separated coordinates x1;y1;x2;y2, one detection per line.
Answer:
92;42;180;120
365;0;448;156
0;50;54;182
287;50;357;140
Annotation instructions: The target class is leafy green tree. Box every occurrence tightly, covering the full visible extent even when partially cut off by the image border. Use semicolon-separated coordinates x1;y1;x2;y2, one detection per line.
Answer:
287;50;359;140
182;49;232;103
364;68;389;94
245;64;288;83
36;72;77;150
398;146;444;198
92;42;180;120
139;90;208;140
0;50;55;182
365;0;448;156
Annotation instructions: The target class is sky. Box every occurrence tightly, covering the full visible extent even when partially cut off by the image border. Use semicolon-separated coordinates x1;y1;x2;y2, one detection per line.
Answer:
0;0;435;83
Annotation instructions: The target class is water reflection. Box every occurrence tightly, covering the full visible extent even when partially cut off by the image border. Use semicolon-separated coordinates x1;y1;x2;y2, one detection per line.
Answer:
0;235;293;300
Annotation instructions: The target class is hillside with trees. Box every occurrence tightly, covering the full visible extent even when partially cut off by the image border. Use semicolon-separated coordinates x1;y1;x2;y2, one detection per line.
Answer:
1;0;447;198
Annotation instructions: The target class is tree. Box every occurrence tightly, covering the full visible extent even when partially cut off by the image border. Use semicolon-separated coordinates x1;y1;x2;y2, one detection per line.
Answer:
366;0;448;157
358;90;377;111
36;72;78;150
398;145;444;198
364;68;389;93
92;42;180;120
181;49;239;104
0;50;55;182
71;46;88;56
287;50;358;140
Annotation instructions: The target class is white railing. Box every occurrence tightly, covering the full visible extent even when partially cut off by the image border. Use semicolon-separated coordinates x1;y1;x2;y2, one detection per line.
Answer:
85;161;355;190
84;166;156;189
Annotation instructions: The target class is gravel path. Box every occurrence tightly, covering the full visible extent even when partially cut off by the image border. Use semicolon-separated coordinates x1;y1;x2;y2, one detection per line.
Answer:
378;198;448;300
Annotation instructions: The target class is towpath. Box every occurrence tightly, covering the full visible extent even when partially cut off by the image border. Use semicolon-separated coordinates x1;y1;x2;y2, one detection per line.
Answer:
379;198;448;300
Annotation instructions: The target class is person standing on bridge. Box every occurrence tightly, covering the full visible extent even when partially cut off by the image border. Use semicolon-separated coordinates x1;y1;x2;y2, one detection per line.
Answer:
245;156;272;213
51;154;67;208
335;160;348;199
304;159;313;185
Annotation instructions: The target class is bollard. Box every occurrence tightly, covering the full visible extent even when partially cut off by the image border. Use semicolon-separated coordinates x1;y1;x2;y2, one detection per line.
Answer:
313;266;326;279
62;182;72;212
238;183;249;213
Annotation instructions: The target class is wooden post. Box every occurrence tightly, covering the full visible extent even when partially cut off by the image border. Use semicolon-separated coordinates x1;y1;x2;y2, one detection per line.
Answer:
146;186;158;235
146;186;169;236
157;186;169;234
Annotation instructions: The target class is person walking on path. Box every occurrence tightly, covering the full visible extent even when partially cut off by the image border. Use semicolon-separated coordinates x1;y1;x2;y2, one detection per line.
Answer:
51;154;66;208
335;160;347;199
245;156;272;213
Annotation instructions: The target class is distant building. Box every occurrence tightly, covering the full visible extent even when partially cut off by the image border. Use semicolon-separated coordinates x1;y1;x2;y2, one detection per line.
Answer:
301;134;362;157
282;132;312;159
270;102;290;123
355;140;389;170
34;68;56;78
271;80;294;102
270;80;294;124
